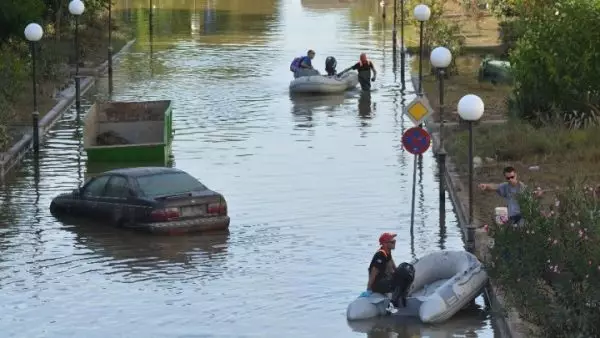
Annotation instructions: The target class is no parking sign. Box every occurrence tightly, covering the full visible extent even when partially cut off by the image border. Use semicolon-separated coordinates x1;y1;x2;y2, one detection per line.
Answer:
401;127;431;155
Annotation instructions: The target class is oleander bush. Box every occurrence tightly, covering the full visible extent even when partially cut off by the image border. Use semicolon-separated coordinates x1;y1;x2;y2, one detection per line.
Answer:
488;181;600;337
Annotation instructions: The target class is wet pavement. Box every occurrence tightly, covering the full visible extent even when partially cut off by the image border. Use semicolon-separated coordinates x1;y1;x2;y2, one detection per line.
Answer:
0;0;497;337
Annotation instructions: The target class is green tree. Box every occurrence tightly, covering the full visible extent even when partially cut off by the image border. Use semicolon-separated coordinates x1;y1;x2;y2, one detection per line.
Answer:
509;0;600;127
0;0;45;42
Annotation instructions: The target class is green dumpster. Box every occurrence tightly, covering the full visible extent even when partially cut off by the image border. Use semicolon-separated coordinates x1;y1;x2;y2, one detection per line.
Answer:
84;100;173;163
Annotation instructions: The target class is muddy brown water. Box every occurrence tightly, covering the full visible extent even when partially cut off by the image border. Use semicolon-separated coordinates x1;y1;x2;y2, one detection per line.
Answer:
0;0;498;337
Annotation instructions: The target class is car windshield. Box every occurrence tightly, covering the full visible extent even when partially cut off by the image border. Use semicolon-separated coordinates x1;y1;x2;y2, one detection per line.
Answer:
136;172;207;197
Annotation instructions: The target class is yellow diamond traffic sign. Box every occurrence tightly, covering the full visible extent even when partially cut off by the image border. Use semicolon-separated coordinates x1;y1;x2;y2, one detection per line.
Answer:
404;96;433;126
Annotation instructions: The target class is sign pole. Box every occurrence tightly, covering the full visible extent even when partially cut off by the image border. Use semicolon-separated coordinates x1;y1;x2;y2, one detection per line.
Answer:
402;97;433;238
409;152;418;234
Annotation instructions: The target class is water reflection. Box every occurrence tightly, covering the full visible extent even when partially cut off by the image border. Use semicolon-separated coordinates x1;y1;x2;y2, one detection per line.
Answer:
75;107;84;187
60;216;229;278
348;306;490;338
301;0;355;11
358;91;374;117
289;93;348;128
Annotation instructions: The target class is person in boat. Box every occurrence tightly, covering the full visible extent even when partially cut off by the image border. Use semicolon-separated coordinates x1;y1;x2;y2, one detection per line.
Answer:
360;232;415;308
290;50;317;78
338;53;377;91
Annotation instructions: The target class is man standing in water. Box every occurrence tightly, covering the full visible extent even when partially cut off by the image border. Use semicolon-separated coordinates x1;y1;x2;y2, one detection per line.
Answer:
339;53;377;91
360;232;415;309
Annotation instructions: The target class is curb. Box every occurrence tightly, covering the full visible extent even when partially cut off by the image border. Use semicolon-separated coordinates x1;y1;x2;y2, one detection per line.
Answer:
0;38;137;180
411;75;522;338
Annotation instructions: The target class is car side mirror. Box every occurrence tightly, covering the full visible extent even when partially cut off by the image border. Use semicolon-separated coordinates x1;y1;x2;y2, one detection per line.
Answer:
127;189;136;197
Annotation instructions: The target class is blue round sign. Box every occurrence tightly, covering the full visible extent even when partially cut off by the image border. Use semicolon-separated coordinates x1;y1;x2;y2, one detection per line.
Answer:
401;127;431;155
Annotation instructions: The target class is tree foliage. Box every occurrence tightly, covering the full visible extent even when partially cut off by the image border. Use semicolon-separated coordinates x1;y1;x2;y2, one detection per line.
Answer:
406;0;465;74
0;0;113;151
0;0;45;42
508;0;600;127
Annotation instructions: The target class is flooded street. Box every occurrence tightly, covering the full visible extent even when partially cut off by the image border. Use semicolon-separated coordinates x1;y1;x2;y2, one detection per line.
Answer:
0;0;498;337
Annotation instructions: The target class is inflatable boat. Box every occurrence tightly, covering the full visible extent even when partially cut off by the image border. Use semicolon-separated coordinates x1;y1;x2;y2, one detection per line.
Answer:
289;72;359;94
346;250;488;324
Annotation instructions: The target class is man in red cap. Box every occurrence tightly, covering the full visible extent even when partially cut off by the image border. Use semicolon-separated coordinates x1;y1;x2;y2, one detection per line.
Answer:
360;232;415;309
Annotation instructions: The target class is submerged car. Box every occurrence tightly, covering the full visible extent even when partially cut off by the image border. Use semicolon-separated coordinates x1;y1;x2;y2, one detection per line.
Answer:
50;167;230;235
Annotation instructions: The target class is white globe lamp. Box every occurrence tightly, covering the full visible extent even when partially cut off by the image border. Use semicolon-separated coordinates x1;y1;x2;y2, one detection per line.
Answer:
414;4;431;22
458;94;485;121
24;23;44;42
69;0;85;15
430;46;452;69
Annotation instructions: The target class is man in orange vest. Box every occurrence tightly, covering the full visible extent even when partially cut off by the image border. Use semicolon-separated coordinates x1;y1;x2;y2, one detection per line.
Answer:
360;232;415;308
338;53;377;91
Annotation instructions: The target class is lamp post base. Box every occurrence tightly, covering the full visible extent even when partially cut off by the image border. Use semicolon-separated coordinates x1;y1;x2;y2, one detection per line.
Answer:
32;111;39;153
438;148;446;226
465;224;475;253
108;46;114;95
75;76;81;111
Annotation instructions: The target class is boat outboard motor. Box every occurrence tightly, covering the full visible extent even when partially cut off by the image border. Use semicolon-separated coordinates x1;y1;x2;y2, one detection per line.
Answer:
390;262;416;307
325;56;337;76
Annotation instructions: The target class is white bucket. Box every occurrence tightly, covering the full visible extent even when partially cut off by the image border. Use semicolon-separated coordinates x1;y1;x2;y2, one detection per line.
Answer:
494;207;508;225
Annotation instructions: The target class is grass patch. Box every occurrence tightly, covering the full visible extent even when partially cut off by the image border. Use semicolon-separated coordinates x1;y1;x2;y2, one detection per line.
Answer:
417;53;512;122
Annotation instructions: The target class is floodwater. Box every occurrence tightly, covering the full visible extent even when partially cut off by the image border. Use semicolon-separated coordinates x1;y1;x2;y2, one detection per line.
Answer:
0;0;498;337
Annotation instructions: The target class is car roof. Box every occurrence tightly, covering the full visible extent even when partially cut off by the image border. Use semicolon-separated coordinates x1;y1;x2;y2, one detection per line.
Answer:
103;167;186;178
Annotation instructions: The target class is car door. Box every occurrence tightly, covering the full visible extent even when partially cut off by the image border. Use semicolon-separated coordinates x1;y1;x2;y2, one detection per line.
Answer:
100;175;133;225
78;175;111;218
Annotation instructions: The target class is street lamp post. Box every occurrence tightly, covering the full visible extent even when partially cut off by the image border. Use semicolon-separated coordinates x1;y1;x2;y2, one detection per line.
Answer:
69;0;85;111
24;23;44;154
457;94;485;252
400;0;405;88
430;46;452;227
393;0;397;51
108;0;114;95
413;4;431;97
